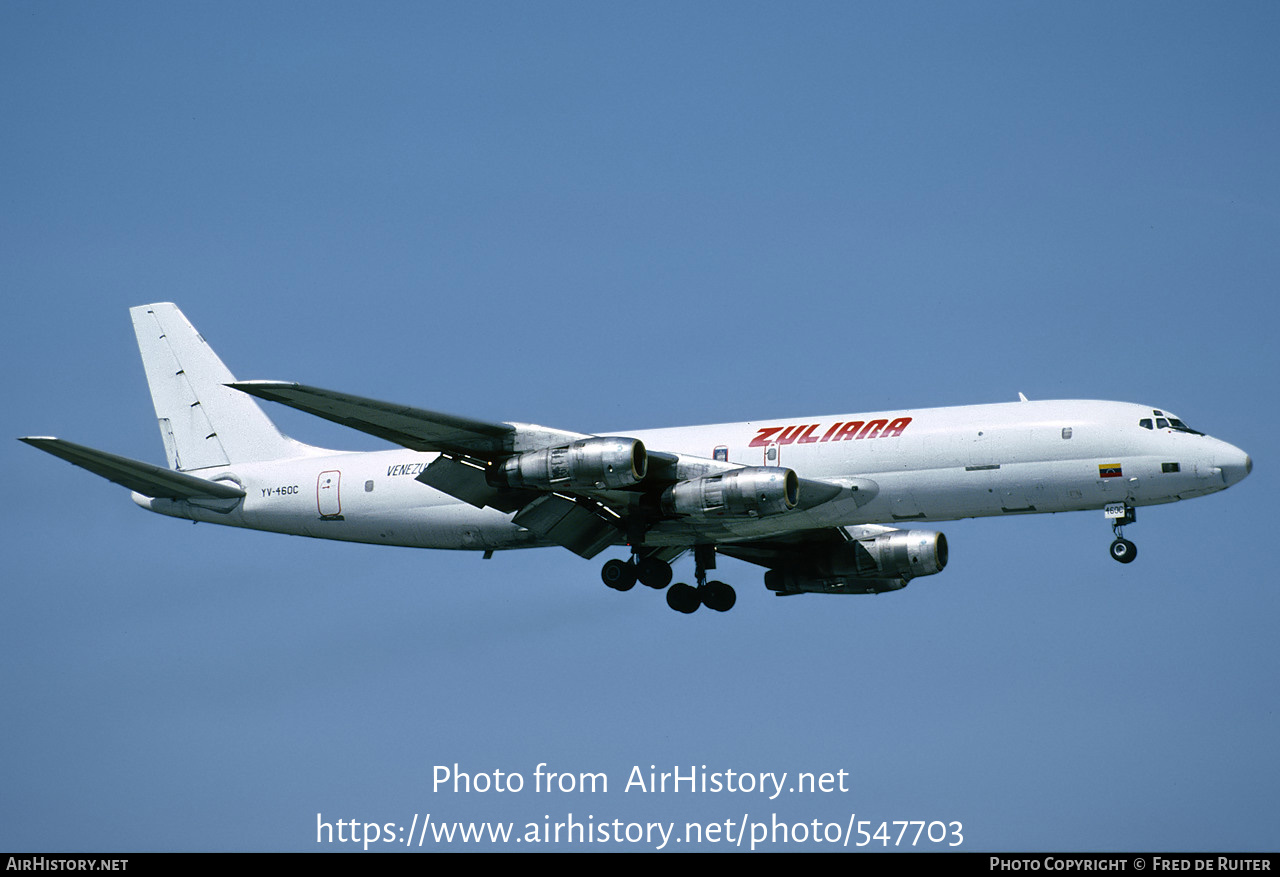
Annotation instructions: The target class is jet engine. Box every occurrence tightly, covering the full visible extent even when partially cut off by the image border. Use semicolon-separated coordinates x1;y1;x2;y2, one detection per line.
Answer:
662;467;799;518
763;529;948;594
836;528;948;580
490;437;647;490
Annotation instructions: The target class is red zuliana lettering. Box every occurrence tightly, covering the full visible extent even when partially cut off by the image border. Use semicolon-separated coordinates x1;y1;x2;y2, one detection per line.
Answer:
750;426;784;448
762;417;910;446
834;421;865;441
776;425;803;445
882;416;912;437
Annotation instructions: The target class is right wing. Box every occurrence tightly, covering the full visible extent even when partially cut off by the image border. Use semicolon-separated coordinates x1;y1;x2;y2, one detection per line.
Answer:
228;381;587;457
229;381;859;560
229;381;645;556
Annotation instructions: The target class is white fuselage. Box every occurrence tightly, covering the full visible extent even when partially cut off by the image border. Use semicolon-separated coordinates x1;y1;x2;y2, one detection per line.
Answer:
133;399;1251;551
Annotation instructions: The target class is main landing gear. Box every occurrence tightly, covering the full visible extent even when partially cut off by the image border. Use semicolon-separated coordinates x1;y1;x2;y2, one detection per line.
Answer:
600;555;674;591
600;545;737;614
1107;504;1138;564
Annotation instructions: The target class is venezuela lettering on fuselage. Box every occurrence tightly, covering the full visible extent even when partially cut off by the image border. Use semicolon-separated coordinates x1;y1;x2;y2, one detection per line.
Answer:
387;462;429;477
749;417;912;447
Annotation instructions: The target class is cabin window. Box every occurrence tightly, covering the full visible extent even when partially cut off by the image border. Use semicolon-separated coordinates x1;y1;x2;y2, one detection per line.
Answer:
713;446;728;462
1061;427;1072;439
1161;463;1180;473
365;480;375;492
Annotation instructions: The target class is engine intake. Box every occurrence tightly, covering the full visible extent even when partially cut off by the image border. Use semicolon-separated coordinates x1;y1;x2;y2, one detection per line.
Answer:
662;467;799;519
491;437;647;490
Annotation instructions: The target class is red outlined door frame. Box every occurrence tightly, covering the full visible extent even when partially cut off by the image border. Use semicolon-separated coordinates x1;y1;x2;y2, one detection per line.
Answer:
317;470;342;518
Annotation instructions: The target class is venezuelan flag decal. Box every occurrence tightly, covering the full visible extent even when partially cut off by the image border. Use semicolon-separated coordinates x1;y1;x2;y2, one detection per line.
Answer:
1098;463;1123;478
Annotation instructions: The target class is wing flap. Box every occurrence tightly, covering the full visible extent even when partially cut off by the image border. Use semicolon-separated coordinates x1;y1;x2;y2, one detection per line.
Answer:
511;494;620;559
19;437;245;500
415;455;537;513
414;455;499;508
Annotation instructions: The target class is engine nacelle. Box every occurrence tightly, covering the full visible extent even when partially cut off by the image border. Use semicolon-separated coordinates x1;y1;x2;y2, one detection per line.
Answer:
491;437;647;490
836;529;948;580
763;529;948;594
764;569;909;595
662;467;799;519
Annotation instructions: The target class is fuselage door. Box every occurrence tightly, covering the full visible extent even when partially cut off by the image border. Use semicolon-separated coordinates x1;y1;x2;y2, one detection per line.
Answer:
764;440;780;467
317;470;342;519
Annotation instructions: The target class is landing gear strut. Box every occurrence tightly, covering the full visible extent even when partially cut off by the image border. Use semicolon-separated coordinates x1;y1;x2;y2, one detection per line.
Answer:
1106;504;1137;564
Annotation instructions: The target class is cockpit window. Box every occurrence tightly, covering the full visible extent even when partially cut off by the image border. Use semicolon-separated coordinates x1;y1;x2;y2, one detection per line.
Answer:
1142;410;1204;435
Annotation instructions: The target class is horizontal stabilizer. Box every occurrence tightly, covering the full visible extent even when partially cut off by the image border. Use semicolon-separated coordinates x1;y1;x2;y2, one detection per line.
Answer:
19;437;245;501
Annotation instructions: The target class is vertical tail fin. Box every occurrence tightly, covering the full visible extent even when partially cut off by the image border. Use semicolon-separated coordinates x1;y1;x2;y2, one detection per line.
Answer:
130;303;312;470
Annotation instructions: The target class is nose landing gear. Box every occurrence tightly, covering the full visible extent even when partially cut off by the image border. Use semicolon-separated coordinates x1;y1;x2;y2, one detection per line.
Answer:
1109;537;1137;563
1106;504;1138;564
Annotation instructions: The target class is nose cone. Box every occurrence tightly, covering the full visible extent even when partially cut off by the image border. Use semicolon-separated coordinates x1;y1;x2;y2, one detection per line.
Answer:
1217;444;1252;487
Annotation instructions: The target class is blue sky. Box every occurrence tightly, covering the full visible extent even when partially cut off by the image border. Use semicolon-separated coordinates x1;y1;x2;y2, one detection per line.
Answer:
3;2;1277;852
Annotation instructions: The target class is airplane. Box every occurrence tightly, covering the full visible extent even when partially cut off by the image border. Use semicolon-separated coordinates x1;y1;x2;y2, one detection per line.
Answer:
21;303;1252;614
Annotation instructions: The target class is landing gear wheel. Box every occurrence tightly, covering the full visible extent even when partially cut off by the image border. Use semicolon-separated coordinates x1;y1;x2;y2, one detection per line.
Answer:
601;558;637;590
700;580;736;612
666;582;700;614
1107;505;1138;565
1109;538;1137;564
636;557;673;590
